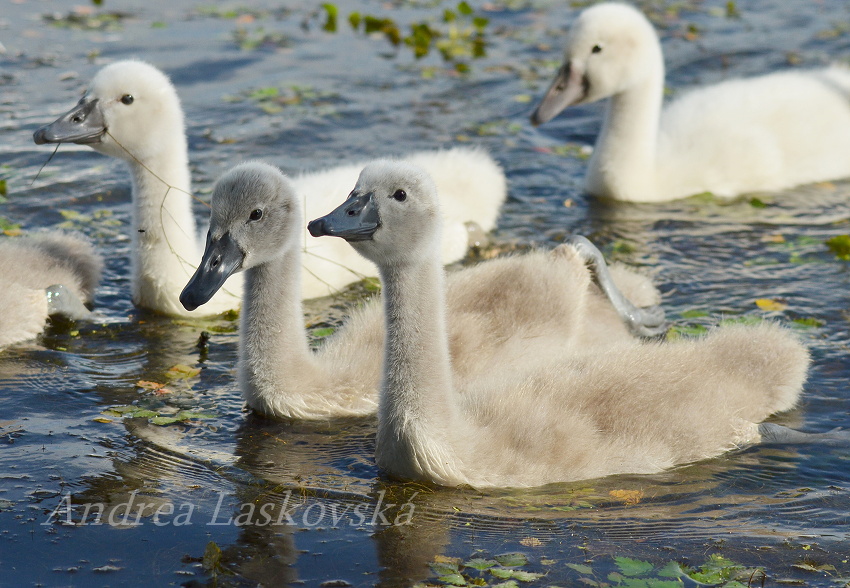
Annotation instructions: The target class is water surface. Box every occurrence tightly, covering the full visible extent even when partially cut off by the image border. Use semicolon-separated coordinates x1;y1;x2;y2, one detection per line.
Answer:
1;0;850;585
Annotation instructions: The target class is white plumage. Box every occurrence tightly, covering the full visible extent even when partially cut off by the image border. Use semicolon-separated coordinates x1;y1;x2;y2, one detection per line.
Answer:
35;60;507;316
531;2;850;202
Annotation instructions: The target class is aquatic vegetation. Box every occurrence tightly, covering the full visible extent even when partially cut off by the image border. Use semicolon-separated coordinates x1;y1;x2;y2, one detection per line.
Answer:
826;235;850;261
57;208;123;239
533;143;593;160
42;6;130;30
420;552;544;587
326;1;490;73
224;84;340;115
419;553;771;587
100;404;216;426
232;26;290;50
0;216;21;236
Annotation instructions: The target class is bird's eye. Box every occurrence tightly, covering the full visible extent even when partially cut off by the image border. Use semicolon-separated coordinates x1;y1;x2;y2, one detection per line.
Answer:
591;44;603;54
121;94;134;105
392;189;407;202
249;209;263;221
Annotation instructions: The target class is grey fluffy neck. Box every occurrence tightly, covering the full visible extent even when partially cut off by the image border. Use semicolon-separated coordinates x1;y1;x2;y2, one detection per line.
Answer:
376;256;455;460
240;247;315;401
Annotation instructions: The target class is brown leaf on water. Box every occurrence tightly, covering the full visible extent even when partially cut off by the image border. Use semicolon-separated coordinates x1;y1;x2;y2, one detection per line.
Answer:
609;489;643;505
520;536;543;547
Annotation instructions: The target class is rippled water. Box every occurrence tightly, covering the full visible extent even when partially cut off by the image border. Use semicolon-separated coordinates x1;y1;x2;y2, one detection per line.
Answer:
2;0;850;586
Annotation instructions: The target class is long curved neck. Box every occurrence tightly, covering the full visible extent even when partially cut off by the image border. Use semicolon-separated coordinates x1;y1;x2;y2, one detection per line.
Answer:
375;253;458;479
127;141;199;314
239;246;316;412
587;56;664;201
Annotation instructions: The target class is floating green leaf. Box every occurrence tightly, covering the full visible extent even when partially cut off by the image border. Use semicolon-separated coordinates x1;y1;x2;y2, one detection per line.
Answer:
494;553;528;567
615;557;654;577
792;317;825;328
430;561;459;576
490;568;513;579
0;216;21;233
567;563;594;575
440;573;467;586
321;3;337;32
464;558;497;571
311;327;336;338
680;309;709;319
511;570;544;582
826;235;850;261
457;1;474;15
656;561;682;578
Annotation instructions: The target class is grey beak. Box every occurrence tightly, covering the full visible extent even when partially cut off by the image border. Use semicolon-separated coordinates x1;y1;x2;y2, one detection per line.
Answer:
180;232;244;311
530;62;586;126
308;192;380;241
33;98;106;145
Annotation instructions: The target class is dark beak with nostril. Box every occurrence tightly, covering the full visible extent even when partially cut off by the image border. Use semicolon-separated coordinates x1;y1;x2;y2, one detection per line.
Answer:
180;232;244;311
308;191;380;241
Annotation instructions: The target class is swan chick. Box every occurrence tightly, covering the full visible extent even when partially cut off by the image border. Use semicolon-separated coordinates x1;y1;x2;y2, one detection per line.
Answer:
531;2;850;202
181;161;664;420
33;60;508;308
312;160;810;488
0;231;102;349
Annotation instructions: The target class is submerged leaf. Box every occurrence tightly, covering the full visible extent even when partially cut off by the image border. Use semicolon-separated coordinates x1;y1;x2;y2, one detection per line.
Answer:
609;489;643;505
203;541;223;571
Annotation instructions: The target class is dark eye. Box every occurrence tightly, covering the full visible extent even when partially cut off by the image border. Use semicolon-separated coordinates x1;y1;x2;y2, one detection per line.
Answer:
249;209;263;221
392;189;407;202
121;94;134;105
591;44;602;54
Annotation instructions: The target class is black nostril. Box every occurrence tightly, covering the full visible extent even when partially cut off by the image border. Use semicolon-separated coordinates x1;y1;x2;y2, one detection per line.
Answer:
211;255;221;268
347;209;356;216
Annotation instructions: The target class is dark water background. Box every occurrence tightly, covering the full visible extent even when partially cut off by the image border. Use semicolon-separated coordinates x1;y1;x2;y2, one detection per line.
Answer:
1;0;850;585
